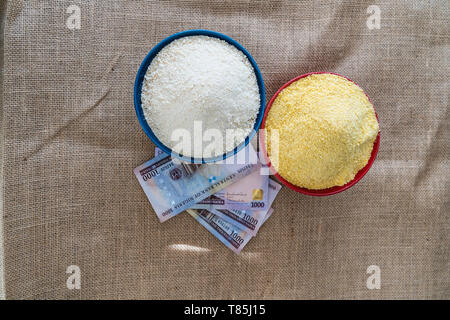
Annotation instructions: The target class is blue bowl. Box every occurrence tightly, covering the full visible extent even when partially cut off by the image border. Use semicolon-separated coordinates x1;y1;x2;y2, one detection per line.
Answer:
134;29;265;163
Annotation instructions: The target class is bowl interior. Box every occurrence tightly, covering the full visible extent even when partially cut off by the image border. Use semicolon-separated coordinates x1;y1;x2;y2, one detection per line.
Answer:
134;29;265;163
259;72;380;196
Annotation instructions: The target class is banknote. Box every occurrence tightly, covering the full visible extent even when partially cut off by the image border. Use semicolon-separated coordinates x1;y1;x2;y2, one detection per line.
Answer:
191;163;269;211
187;206;275;254
210;179;282;236
155;146;269;211
187;209;253;254
135;145;258;222
154;147;282;234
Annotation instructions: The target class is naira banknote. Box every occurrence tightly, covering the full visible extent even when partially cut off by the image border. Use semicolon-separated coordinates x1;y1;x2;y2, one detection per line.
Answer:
135;145;258;222
187;209;252;254
154;147;282;234
187;207;274;254
191;163;269;211
210;178;282;236
155;147;269;211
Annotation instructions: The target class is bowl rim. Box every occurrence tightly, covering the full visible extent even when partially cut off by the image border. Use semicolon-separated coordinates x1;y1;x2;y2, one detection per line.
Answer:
259;71;380;196
134;29;266;163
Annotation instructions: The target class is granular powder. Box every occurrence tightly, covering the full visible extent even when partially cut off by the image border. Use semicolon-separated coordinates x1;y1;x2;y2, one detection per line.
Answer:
266;73;379;190
141;35;260;158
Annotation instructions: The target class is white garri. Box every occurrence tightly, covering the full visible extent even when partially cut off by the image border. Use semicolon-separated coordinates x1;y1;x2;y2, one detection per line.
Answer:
141;35;260;159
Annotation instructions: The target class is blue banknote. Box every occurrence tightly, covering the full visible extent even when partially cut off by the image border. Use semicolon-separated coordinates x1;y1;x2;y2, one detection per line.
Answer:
187;206;274;254
187;209;253;254
155;147;270;212
191;162;269;211
135;145;258;222
210;178;282;236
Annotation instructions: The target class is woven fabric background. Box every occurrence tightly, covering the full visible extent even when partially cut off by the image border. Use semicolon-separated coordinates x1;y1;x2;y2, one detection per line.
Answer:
1;0;448;299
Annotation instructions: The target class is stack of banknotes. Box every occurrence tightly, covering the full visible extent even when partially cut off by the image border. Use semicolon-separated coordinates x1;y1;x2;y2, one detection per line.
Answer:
134;145;282;253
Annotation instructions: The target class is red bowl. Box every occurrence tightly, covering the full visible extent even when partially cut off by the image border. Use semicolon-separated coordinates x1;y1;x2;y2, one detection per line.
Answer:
259;72;380;196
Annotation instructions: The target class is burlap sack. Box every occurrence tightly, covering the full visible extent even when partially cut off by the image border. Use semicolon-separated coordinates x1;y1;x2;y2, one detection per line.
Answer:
1;0;448;299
